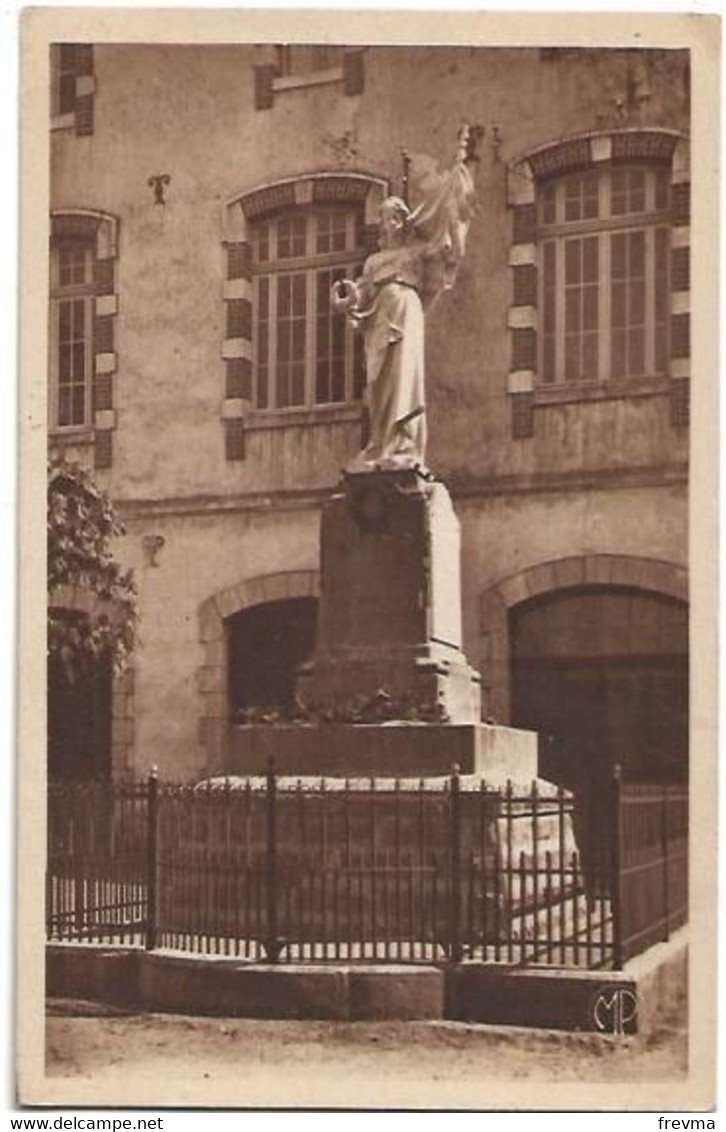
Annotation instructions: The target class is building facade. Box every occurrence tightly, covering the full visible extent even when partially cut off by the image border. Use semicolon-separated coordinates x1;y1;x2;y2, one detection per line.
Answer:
48;44;690;796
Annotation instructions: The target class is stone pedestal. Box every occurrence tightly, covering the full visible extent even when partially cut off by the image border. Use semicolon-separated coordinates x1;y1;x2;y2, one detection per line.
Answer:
226;468;538;785
297;468;482;723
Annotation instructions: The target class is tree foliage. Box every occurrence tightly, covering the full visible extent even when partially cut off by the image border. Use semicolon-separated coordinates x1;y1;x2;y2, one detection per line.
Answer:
48;455;137;676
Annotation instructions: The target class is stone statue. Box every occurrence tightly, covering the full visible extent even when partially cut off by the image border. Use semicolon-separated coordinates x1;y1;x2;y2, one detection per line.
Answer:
332;126;479;472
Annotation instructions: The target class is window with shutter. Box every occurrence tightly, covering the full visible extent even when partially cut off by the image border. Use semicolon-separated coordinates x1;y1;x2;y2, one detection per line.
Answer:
50;43;95;135
49;211;120;465
255;46;365;107
50;241;95;429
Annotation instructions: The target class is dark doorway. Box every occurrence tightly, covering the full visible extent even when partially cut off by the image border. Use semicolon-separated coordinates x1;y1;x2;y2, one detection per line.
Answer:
511;585;688;867
48;648;113;781
227;597;318;716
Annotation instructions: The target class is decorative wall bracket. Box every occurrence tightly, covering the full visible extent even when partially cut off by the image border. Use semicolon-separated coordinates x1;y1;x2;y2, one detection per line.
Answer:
142;534;166;567
148;174;171;205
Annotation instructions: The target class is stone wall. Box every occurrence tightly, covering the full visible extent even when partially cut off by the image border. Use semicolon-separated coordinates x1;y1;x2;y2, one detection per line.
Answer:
49;45;689;779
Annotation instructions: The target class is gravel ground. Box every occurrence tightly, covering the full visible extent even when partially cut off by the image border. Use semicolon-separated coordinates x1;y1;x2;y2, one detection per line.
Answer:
44;998;688;1108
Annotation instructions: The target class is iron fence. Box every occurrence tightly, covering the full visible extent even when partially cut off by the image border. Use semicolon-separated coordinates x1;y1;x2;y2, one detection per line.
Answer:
616;775;689;964
46;763;688;971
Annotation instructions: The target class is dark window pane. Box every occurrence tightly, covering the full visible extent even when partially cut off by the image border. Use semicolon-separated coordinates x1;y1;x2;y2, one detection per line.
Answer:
353;334;365;400
72;298;85;336
611;329;626;379
332;313;345;356
655;326;668;373
72;342;85;379
583;236;599;283
542;336;556;383
292;274;306;315
630;278;645;325
317;269;330;309
278;276;290;317
583;175;599;219
629;327;645;375
655;171;670;211
59;301;71;339
292;320;306;360
276;363;289;407
629;169;646;213
611;281;627;328
317;316;330;356
541;184;556;225
629;231;645;277
655;228;669;308
565;288;581;333
316;215;330;254
291;364;305;405
611;233;626;279
331;364;345;403
278;319;290;362
72;385;85;425
258;277;269;318
565;335;580;381
316;360;329;403
542;241;556;325
257;225;270;264
565;240;580;284
59;344;72;381
58;387;72;427
583;284;599;331
257;364;268;409
583;332;599;379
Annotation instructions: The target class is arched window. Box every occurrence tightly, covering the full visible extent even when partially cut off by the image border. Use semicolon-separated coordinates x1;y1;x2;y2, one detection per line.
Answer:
506;131;690;437
221;174;386;457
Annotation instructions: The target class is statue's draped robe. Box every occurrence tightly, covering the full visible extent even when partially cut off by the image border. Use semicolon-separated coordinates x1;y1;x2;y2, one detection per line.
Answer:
352;157;476;467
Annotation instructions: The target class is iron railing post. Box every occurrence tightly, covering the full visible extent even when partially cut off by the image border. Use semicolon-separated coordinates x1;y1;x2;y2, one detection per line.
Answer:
263;755;282;962
610;764;623;970
145;767;158;951
661;783;670;941
449;763;463;964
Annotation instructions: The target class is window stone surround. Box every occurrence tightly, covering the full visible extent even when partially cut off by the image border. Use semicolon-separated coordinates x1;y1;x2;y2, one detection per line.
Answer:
49;583;135;773
50;208;120;468
220;172;387;459
506;129;691;438
478;553;688;725
197;569;320;771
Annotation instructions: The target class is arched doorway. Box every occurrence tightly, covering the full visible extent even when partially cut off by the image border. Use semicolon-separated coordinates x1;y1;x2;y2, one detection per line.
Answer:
511;585;688;785
511;585;688;864
48;626;113;780
227;597;318;717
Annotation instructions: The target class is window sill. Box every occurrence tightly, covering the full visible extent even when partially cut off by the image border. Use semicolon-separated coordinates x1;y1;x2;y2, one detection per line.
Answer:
244;404;362;430
49;426;95;446
51;112;76;132
534;375;672;406
272;67;344;93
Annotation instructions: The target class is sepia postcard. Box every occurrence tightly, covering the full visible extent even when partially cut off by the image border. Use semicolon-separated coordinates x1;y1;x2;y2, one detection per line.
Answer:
17;6;720;1113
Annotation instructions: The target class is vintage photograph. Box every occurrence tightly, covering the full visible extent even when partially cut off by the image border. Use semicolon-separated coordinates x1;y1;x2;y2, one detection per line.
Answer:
18;9;718;1111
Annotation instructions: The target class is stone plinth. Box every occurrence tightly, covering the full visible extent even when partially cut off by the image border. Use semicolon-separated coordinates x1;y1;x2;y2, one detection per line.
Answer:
296;468;481;724
227;722;537;784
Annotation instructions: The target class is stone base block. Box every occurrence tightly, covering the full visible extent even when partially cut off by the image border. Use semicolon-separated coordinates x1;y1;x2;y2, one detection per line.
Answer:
227;722;537;783
348;966;444;1020
298;644;482;725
